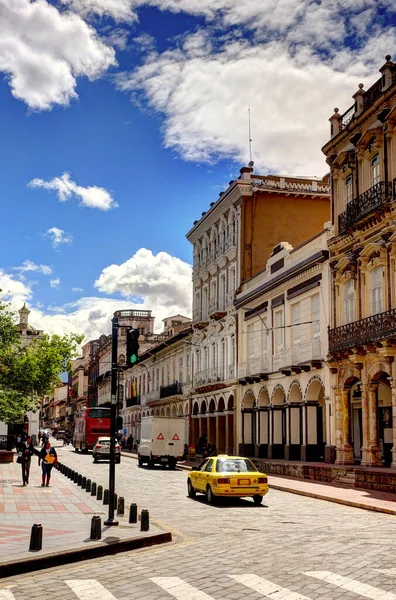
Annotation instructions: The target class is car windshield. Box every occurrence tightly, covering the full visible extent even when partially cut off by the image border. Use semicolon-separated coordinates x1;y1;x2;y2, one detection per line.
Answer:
216;458;258;473
98;440;110;445
89;408;110;419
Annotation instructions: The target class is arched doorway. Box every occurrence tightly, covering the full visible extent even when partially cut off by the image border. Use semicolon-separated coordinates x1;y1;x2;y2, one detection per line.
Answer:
207;398;216;447
241;390;256;457
368;370;392;467
226;395;234;455
269;386;286;459
303;377;326;462
216;397;226;453
257;387;270;458
200;400;208;439
286;382;302;460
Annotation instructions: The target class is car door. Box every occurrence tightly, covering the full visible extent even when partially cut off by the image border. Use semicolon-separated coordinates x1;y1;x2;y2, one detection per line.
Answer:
194;459;209;492
201;458;214;491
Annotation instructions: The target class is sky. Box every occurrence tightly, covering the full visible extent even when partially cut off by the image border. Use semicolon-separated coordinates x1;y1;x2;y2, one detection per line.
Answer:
0;0;395;342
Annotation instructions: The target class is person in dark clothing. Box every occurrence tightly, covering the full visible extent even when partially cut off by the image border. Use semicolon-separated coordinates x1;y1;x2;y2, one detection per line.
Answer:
127;435;134;451
19;436;34;486
38;441;57;487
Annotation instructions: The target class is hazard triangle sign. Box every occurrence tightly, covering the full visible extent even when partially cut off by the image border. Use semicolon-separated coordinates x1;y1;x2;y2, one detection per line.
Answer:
157;432;164;440
172;433;180;441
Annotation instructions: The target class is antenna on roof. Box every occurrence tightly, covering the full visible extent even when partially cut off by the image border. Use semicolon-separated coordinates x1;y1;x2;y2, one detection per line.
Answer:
248;107;254;169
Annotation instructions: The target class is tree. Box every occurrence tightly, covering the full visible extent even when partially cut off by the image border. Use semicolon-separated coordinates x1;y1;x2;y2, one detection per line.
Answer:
0;295;83;423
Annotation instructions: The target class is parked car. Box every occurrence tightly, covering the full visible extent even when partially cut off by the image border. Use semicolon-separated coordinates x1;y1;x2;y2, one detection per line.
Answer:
93;437;121;463
187;455;269;505
53;430;66;440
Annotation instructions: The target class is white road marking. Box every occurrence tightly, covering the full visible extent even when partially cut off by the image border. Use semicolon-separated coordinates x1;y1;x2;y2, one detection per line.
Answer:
150;576;215;599
229;574;312;599
377;569;396;577
65;580;117;600
0;589;16;600
305;570;396;600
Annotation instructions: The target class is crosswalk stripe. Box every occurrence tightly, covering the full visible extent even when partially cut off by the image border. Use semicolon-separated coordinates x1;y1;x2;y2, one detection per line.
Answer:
304;571;396;600
0;590;15;600
150;576;215;599
65;580;117;600
376;569;396;577
229;574;312;599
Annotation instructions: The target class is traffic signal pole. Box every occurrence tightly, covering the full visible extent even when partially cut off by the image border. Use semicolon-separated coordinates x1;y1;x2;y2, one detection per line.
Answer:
104;316;119;526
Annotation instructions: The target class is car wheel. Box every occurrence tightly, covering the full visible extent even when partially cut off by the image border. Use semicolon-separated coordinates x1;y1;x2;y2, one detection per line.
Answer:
148;455;155;469
168;458;177;470
253;494;263;506
188;480;196;499
138;455;144;467
206;485;216;505
93;455;98;463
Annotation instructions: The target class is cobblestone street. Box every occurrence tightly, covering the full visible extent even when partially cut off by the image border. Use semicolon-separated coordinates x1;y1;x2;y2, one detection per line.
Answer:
1;445;396;599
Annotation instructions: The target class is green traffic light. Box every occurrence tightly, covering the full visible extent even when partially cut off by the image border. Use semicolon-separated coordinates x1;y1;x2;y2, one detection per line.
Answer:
130;354;138;364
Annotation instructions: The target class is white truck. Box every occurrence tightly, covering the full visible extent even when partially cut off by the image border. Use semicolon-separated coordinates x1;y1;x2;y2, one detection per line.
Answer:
138;416;185;469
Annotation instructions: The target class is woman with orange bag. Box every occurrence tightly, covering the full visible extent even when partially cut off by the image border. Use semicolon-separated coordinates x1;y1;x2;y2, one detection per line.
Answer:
38;440;58;487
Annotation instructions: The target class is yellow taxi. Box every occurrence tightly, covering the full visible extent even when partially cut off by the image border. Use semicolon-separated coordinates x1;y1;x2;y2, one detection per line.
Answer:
187;455;269;505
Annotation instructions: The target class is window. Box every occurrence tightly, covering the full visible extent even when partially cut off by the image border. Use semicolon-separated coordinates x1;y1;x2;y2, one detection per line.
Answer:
275;310;284;351
262;318;268;353
345;174;353;204
186;355;190;382
229;267;236;292
216;458;257;473
344;280;355;324
292;303;301;345
370;267;383;315
212;343;217;370
230;335;235;366
195;351;200;374
220;274;226;310
204;459;214;472
202;287;208;320
247;323;255;359
211;280;217;304
370;154;380;187
179;357;183;382
311;295;320;338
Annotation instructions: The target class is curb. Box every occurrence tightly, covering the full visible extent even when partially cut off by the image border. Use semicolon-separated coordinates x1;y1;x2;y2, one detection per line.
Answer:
0;531;172;578
269;483;396;516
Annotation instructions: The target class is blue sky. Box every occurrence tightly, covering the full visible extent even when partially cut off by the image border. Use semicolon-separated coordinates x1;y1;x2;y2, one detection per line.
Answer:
0;0;395;340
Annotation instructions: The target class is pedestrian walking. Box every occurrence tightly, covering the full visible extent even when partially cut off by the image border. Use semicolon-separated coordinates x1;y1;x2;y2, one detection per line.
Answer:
38;440;57;487
127;434;134;451
18;435;34;486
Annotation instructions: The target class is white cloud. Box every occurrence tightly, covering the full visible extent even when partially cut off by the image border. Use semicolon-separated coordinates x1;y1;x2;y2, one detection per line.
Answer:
46;227;73;248
13;260;52;276
0;0;117;111
0;270;32;308
29;173;118;211
50;278;60;288
72;287;84;293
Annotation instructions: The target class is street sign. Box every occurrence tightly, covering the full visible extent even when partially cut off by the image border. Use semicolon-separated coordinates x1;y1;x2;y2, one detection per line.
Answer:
172;433;180;441
157;432;164;440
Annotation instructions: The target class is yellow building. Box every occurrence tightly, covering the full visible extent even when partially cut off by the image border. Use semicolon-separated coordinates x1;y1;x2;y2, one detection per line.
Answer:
324;56;396;469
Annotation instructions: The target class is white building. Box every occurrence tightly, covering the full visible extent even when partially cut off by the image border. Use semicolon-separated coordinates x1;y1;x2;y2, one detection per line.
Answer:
234;227;333;464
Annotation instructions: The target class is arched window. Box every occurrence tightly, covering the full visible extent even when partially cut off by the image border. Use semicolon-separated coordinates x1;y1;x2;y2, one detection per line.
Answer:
345;174;353;204
343;279;355;324
370;267;383;315
370;154;380;187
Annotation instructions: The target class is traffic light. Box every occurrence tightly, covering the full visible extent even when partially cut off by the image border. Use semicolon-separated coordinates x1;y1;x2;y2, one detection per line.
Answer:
126;328;139;366
116;416;123;430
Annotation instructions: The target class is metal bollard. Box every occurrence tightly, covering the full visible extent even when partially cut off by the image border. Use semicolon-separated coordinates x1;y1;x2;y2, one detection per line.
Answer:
90;516;101;540
97;485;103;501
77;474;82;486
82;476;87;489
103;489;109;505
129;503;137;524
29;523;43;552
66;467;71;477
140;509;149;531
86;479;91;493
117;497;125;516
74;472;78;483
114;493;118;510
91;482;97;496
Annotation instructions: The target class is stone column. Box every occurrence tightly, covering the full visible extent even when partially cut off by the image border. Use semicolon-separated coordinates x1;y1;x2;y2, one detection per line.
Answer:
225;412;230;455
301;404;308;461
215;413;220;452
284;405;291;460
360;384;371;466
335;388;354;464
391;381;396;468
367;383;382;466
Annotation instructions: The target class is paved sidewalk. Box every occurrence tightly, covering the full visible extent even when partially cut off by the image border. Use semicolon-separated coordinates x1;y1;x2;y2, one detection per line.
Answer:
121;452;396;515
0;455;169;575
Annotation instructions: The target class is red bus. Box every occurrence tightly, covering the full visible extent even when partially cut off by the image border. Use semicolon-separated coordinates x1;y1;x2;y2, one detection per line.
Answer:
73;406;111;451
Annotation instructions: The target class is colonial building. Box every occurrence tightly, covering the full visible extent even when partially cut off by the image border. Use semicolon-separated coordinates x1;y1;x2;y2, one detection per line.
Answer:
235;229;332;465
186;166;330;457
324;56;396;468
68;339;99;428
122;323;193;444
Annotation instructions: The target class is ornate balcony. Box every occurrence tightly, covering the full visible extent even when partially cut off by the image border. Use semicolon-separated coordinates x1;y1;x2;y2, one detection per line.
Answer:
329;308;396;353
160;382;182;399
126;395;140;408
194;368;225;388
338;181;392;233
292;339;322;364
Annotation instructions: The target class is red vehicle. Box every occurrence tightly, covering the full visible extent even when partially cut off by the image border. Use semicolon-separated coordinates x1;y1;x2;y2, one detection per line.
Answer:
73;407;111;451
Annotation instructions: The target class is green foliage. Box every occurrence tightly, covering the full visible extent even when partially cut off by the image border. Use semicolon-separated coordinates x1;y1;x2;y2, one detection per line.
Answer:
0;295;84;423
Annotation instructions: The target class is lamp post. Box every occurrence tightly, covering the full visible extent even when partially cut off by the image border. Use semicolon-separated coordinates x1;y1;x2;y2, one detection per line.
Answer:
104;316;119;526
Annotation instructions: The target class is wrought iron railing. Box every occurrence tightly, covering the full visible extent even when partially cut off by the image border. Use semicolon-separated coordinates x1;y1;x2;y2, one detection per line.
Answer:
160;382;182;399
193;368;225;387
126;396;140;408
338;181;392;233
329;308;396;352
341;104;355;129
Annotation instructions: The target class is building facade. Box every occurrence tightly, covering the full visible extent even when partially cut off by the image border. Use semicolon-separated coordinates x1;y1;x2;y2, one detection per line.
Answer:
235;229;332;464
324;56;396;467
186;167;330;457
